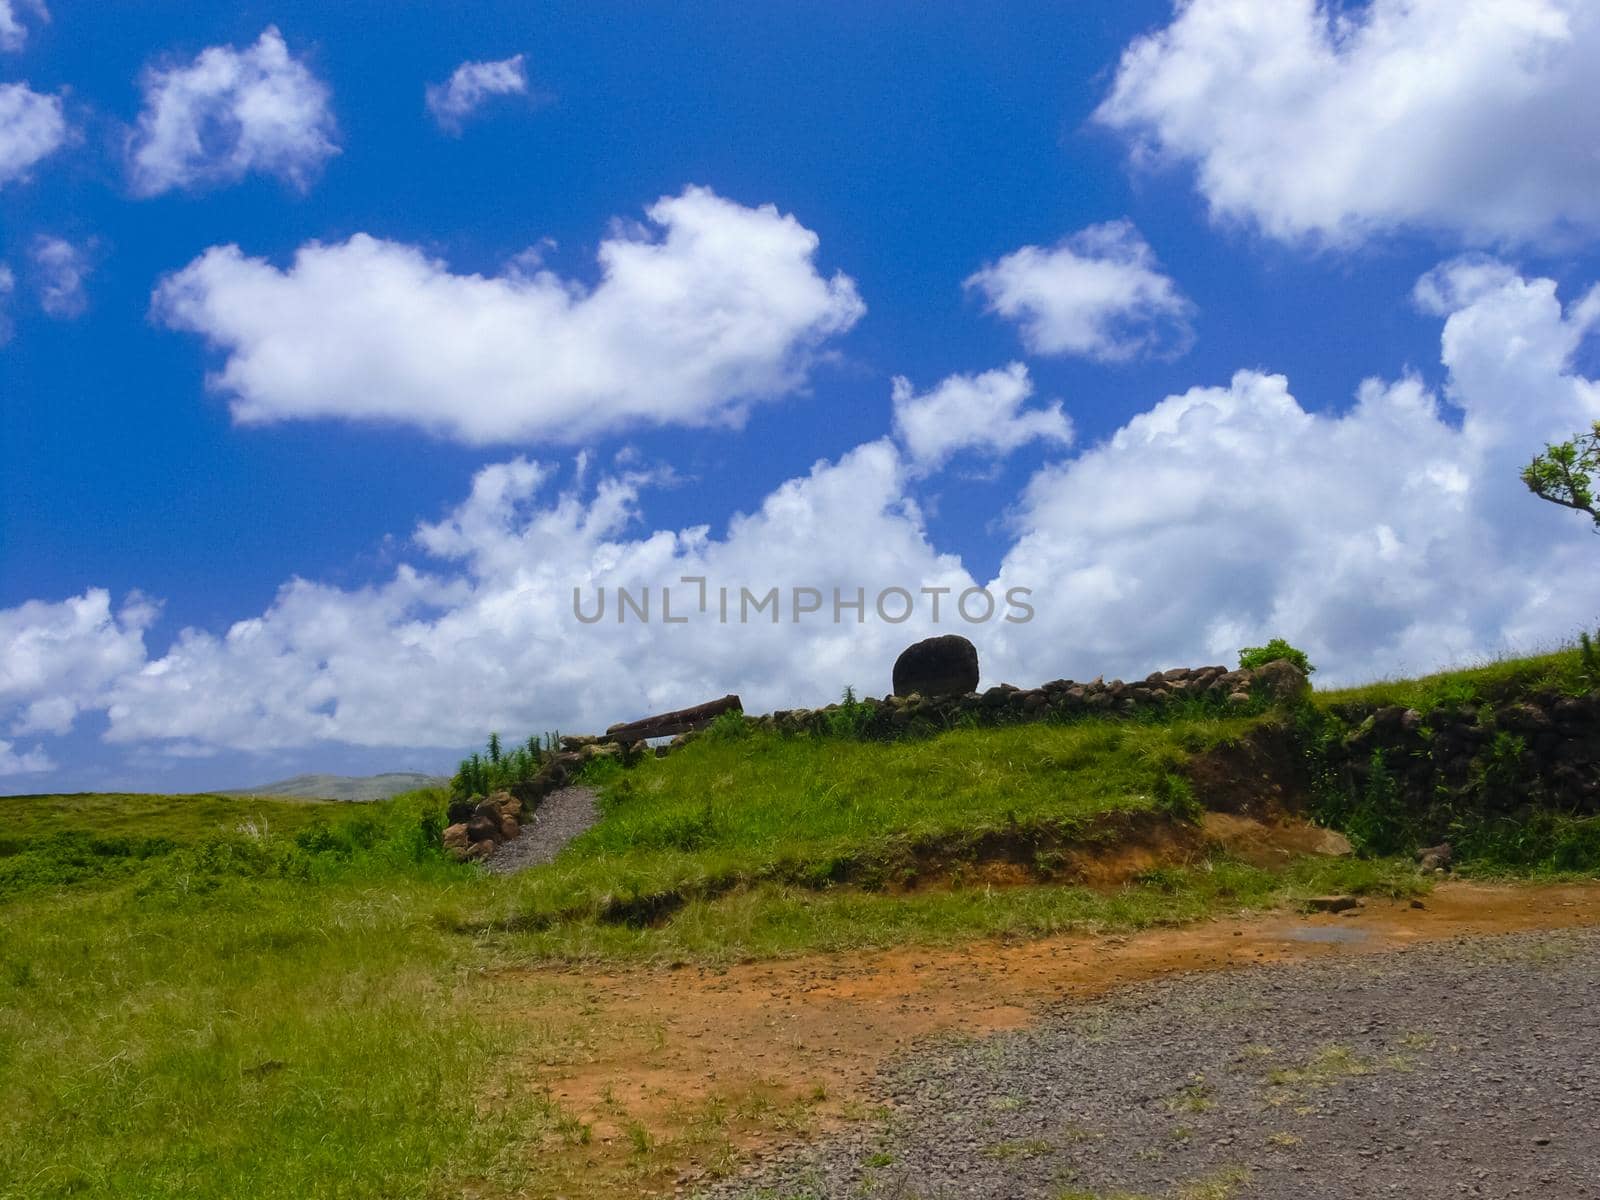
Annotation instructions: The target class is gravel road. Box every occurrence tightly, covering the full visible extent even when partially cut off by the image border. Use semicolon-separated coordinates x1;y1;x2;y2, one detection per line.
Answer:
482;785;598;875
709;927;1600;1199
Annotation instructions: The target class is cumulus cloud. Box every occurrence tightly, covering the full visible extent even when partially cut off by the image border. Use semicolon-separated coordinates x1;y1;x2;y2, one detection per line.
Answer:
0;81;67;187
892;363;1072;472
31;234;90;317
0;739;52;776
153;185;866;444
993;261;1600;680
91;440;973;751
966;221;1194;362
0;0;46;52
5;260;1599;761
0;589;156;737
1096;0;1600;244
127;26;338;196
425;54;529;133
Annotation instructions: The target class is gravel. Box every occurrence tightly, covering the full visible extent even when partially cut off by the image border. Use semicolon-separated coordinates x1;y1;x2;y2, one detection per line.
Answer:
482;785;599;875
708;928;1600;1199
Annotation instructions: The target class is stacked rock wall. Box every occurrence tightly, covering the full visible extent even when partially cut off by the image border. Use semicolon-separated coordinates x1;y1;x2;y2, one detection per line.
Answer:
730;662;1304;744
1311;690;1600;822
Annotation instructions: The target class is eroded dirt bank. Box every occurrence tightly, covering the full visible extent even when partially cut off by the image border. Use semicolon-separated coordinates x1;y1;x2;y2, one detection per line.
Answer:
476;882;1600;1197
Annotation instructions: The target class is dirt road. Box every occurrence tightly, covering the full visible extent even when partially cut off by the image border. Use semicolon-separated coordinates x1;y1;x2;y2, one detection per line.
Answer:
485;884;1600;1197
710;924;1600;1197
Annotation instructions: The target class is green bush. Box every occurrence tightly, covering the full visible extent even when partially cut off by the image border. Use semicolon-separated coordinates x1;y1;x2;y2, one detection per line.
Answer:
450;732;557;799
821;685;876;739
1239;637;1315;675
704;710;753;741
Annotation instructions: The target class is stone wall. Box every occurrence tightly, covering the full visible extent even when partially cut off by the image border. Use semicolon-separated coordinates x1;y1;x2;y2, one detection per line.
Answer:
723;661;1305;743
1310;690;1600;824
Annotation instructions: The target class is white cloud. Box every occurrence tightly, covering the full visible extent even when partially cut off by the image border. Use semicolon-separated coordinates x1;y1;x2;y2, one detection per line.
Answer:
966;221;1194;362
0;589;156;737
93;440;973;751
892;363;1072;472
993;259;1600;680
0;81;67;187
5;260;1600;758
426;54;529;133
127;26;338;196
0;739;52;776
1096;0;1600;245
31;234;90;317
0;0;46;52
153;185;866;444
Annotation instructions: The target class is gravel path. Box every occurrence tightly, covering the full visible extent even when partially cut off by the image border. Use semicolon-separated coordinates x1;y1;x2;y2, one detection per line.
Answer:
708;927;1600;1199
482;785;599;875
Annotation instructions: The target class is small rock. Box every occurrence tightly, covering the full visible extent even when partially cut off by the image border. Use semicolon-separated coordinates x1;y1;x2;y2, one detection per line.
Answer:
1303;895;1362;914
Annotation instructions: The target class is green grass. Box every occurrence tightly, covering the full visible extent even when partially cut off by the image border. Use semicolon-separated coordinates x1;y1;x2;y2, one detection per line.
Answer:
0;790;338;846
486;855;1423;963
0;792;558;1199
461;715;1257;938
1313;643;1596;713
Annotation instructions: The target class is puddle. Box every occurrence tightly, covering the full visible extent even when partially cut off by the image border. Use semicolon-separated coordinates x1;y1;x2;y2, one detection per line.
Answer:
1275;924;1371;944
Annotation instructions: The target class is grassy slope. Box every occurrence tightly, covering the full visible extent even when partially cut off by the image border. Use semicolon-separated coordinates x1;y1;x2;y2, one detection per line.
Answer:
0;790;337;844
3;646;1595;1196
475;714;1415;960
1313;645;1593;712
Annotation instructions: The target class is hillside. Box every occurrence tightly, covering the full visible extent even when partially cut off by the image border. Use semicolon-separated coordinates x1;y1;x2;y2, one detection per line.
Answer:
1;643;1597;1198
223;770;448;801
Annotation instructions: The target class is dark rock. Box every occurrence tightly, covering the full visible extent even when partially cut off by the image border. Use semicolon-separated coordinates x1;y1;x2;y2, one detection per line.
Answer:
1303;895;1362;913
892;634;979;699
465;812;500;844
1416;841;1453;873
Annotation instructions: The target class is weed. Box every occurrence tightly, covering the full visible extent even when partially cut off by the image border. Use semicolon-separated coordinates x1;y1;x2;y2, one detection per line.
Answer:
985;1138;1053;1160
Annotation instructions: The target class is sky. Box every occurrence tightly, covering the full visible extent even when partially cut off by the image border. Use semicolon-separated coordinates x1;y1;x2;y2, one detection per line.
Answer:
4;0;1600;793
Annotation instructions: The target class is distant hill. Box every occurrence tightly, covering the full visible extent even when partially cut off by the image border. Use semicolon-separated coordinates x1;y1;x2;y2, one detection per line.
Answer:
223;772;447;802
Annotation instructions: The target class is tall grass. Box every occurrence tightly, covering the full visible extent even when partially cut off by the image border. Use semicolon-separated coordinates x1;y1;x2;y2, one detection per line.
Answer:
0;791;555;1200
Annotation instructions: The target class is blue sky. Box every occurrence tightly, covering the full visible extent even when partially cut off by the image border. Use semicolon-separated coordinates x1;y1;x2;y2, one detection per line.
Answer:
5;0;1600;792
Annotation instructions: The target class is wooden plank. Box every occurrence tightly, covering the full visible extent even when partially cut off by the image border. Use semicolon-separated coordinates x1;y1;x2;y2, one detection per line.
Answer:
605;694;743;742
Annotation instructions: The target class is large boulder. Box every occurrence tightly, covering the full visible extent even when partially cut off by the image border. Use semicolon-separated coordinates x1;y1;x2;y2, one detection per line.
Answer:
892;634;979;699
1251;659;1310;705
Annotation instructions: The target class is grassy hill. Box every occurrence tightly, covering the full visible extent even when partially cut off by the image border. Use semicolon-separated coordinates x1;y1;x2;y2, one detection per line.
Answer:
222;770;450;801
1;644;1597;1197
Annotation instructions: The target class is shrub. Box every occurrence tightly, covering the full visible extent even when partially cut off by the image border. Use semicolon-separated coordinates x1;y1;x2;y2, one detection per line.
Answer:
450;732;558;799
704;710;753;741
821;685;876;739
1239;638;1315;676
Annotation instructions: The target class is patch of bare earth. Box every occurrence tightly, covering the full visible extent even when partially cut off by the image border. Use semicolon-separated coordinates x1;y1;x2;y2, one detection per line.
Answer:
471;880;1600;1198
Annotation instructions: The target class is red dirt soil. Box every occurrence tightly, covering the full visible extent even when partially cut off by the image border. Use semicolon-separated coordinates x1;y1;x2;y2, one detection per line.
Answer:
486;881;1600;1197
